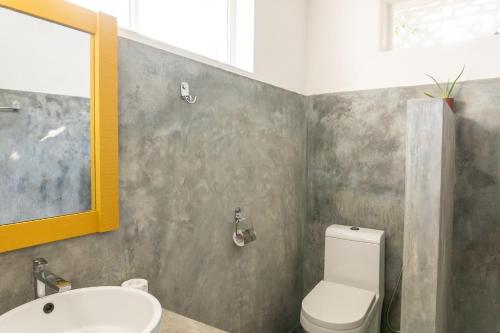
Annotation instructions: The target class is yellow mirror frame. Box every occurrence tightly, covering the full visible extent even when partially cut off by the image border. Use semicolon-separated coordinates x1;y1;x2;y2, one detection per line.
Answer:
0;0;119;253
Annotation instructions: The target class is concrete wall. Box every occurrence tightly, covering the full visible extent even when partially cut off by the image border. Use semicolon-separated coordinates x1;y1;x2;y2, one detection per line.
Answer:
305;80;500;333
306;88;406;333
0;38;307;333
401;99;455;333
1;34;499;333
0;88;91;225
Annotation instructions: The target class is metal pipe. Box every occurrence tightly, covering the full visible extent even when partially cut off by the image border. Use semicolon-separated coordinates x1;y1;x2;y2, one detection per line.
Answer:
0;101;21;112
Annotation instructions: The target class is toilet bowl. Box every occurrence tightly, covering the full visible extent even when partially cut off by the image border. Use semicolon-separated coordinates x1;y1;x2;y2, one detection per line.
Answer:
301;225;385;333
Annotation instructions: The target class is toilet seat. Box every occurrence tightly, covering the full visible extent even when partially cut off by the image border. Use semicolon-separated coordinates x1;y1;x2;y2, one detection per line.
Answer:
301;281;376;331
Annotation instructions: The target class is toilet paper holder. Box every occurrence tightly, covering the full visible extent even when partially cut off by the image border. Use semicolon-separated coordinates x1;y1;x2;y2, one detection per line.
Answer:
233;207;257;247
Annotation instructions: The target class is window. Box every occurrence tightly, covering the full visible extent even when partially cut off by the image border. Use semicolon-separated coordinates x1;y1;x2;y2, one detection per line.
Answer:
67;0;254;72
387;0;500;49
66;0;131;26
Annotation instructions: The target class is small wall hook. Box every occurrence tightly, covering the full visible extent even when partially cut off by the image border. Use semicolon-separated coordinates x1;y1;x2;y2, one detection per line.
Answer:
180;82;197;104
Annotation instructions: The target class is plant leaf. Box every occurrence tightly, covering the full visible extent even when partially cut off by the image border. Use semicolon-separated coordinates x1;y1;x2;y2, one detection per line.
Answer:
424;92;435;98
447;65;465;98
445;79;450;96
426;74;445;96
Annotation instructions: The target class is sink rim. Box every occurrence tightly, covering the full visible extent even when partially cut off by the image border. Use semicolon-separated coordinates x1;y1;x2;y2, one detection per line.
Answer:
0;286;162;333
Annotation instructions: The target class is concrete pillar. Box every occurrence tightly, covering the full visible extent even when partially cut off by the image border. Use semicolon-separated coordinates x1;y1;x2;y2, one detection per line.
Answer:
401;99;455;333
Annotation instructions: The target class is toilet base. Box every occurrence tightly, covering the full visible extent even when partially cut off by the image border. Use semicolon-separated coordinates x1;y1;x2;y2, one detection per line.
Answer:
300;297;381;333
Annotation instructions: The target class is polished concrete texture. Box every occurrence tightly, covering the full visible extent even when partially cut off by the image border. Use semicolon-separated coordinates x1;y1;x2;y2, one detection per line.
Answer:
306;81;500;333
306;89;406;333
401;99;455;333
1;37;500;333
119;38;307;332
0;88;90;225
0;38;307;333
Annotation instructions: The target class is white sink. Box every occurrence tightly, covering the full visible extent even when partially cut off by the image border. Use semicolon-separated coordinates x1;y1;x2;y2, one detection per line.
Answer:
0;286;162;333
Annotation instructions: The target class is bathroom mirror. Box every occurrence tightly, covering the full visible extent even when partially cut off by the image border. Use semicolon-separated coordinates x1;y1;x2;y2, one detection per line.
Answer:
0;0;119;253
0;6;91;226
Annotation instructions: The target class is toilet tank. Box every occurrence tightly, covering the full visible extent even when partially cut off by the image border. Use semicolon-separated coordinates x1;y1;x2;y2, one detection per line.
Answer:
324;225;385;297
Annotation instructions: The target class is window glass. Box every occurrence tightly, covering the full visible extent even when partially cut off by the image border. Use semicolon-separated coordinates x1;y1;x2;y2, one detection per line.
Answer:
391;0;500;49
66;0;254;71
137;0;230;63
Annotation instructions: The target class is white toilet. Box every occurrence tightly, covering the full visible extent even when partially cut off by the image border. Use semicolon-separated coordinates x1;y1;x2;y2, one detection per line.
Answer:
301;225;385;333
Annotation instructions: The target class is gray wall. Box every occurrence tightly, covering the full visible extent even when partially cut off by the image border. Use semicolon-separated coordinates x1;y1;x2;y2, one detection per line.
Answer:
119;39;307;332
401;99;455;333
305;81;500;333
1;36;499;333
0;89;90;225
0;38;307;333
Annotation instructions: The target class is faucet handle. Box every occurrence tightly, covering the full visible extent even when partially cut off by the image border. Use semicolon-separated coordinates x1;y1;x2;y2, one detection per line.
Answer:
33;258;48;272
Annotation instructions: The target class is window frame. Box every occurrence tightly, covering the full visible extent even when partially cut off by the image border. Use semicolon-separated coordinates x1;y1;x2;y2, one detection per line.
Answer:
77;0;254;71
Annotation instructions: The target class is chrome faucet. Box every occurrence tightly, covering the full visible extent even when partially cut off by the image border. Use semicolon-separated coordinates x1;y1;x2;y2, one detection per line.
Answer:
33;258;72;299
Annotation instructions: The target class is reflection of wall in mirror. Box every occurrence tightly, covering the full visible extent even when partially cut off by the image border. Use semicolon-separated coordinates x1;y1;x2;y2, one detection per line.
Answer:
0;6;92;225
0;88;91;225
0;6;90;98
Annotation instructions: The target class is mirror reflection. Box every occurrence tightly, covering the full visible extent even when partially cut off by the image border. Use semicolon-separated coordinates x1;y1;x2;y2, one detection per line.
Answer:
0;6;91;225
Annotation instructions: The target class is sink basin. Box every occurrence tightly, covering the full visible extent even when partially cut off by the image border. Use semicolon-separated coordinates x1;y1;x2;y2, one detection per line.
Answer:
0;286;162;333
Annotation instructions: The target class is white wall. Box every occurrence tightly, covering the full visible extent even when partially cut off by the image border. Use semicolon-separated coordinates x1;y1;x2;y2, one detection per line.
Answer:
120;0;309;95
8;0;498;97
254;0;308;94
0;7;90;98
306;0;500;95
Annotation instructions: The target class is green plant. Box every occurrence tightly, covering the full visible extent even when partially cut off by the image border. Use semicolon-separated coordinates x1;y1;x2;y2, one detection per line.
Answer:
424;65;465;98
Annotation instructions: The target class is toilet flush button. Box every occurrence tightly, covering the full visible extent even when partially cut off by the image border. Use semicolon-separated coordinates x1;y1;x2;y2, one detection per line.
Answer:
350;227;360;231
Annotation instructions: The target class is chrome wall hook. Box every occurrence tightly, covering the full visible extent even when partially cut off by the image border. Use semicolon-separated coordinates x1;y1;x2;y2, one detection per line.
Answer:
180;82;197;104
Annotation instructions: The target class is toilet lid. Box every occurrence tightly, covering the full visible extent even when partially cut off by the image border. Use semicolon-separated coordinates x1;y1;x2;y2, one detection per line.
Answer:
301;280;376;330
